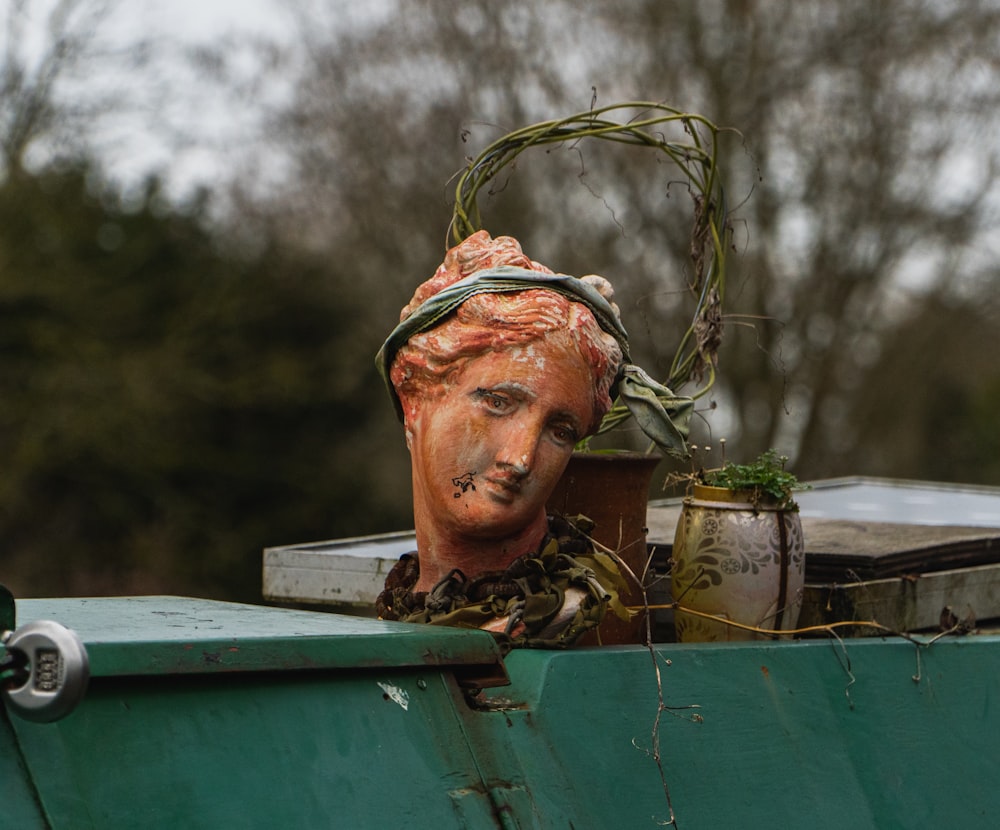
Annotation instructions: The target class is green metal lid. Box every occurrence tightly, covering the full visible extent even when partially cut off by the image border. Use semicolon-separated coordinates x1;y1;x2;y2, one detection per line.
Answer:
15;596;504;678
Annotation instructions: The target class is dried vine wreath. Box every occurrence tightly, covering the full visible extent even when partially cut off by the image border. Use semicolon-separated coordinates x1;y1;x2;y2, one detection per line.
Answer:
450;100;734;446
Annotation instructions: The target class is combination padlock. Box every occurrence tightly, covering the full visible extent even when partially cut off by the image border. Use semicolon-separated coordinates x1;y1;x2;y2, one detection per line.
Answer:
1;620;89;723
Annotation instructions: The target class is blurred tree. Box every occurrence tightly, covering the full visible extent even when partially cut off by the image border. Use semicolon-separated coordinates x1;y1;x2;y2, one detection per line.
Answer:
254;0;1000;485
0;0;141;180
847;294;1000;484
5;0;1000;602
0;164;404;600
610;0;1000;480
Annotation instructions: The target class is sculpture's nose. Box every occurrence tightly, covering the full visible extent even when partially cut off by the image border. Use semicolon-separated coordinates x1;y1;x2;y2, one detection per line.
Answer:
495;420;540;477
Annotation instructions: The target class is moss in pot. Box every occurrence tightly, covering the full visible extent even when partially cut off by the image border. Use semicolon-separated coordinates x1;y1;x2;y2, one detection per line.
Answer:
671;449;807;641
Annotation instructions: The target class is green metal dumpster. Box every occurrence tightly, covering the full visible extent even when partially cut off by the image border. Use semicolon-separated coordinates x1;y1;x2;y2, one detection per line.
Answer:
3;594;1000;828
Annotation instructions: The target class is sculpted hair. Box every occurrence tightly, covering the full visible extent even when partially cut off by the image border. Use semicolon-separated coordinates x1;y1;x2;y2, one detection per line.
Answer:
391;291;621;432
390;232;622;434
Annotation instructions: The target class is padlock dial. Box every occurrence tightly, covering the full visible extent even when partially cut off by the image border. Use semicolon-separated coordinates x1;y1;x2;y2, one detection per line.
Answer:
2;620;89;723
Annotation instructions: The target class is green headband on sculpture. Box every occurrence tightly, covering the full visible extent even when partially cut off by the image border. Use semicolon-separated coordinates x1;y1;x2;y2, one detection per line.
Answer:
375;266;693;458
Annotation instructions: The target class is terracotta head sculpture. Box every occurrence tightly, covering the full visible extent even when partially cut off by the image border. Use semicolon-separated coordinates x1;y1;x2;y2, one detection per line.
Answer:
375;231;690;646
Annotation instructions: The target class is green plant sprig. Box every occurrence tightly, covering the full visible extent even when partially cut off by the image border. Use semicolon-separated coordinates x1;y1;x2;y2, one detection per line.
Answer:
451;101;733;414
701;449;806;508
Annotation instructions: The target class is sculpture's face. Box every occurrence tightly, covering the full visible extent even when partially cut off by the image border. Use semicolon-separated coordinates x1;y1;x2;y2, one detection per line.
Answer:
406;332;595;542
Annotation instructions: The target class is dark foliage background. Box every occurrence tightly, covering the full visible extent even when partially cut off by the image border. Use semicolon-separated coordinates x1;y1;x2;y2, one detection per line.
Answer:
2;0;999;600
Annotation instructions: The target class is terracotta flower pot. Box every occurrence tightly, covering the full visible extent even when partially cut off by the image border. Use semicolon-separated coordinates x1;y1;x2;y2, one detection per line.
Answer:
671;484;805;642
547;451;662;644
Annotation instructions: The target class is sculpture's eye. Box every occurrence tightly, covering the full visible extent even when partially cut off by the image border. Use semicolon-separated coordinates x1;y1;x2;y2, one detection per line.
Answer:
551;423;579;445
475;388;511;413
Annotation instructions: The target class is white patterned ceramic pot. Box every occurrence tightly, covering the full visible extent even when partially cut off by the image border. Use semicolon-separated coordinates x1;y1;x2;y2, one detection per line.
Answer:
671;484;805;642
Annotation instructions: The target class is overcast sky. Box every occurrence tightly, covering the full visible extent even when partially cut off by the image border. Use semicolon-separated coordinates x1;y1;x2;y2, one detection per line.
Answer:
11;0;302;200
100;0;297;198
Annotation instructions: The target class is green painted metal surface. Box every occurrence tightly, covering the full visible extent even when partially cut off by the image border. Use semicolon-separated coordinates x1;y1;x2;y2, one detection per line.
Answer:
0;708;48;829
484;638;1000;827
3;596;999;828
14;596;503;677
12;669;489;828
